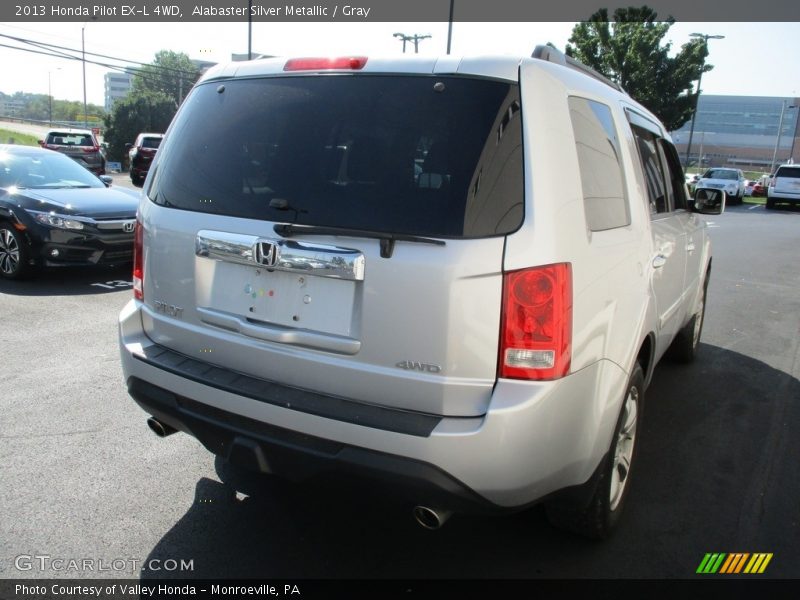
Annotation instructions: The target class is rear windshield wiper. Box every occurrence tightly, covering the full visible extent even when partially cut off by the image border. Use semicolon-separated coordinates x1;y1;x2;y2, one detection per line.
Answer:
273;223;445;259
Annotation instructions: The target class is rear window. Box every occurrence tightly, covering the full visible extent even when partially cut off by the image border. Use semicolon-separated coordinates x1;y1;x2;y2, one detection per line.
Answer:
47;133;94;147
775;166;800;179
141;137;162;149
148;75;523;238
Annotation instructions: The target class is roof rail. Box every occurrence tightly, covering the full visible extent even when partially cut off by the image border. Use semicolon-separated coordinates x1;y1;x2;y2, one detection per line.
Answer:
531;45;624;93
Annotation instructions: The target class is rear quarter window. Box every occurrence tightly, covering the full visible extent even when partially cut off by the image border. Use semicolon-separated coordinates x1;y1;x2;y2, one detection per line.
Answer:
568;97;629;231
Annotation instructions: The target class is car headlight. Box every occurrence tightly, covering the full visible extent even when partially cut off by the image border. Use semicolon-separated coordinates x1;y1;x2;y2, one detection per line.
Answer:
30;211;85;230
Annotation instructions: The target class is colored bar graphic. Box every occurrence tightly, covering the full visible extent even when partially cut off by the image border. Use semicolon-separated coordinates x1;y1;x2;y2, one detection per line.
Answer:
698;552;773;574
744;553;774;574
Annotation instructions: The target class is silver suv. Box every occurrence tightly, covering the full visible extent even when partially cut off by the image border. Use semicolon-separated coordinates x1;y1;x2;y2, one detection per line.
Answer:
766;164;800;209
119;48;722;538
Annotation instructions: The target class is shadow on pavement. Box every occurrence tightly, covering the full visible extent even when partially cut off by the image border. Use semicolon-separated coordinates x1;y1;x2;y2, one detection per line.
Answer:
0;264;132;296
139;343;800;579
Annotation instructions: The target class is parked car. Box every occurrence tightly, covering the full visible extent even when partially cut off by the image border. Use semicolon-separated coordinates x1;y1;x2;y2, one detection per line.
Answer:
751;182;767;198
766;164;800;209
119;48;721;539
0;144;139;279
695;167;746;204
38;128;106;175
743;179;755;196
126;133;164;187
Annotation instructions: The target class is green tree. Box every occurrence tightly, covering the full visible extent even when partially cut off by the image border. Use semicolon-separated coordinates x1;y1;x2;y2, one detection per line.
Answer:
131;50;200;106
566;6;710;131
102;91;175;163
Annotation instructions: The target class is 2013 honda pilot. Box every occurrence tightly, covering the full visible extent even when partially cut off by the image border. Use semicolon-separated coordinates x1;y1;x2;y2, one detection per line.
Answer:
119;49;722;538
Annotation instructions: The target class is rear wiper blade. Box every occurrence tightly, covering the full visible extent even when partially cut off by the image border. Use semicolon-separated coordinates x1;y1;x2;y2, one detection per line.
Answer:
273;223;445;259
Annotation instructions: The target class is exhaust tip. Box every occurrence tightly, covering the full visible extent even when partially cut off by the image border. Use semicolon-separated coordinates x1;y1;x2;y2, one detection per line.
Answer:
413;506;452;530
147;417;177;438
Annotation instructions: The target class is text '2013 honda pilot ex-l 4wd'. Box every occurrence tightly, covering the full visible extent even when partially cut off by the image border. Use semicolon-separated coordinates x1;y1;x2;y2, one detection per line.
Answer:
119;48;723;538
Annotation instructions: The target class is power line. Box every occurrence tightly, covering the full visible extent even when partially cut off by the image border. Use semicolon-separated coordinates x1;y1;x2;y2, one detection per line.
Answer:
0;32;199;78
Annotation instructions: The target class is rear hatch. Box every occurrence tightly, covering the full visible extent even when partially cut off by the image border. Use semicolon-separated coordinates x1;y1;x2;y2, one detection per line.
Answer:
45;131;101;167
773;165;800;197
139;70;524;417
134;137;162;169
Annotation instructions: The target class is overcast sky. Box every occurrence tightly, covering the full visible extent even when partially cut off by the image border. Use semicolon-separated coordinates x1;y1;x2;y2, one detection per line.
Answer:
1;21;798;106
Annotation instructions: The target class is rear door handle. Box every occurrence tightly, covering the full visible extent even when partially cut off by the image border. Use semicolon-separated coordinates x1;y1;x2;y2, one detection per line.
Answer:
686;242;696;254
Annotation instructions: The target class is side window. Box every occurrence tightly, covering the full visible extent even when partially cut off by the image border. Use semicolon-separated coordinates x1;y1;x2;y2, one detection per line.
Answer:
630;125;669;216
568;97;630;231
658;139;688;211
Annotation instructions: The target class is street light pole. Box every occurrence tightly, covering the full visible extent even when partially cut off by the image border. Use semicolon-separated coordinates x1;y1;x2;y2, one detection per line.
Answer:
770;101;797;173
81;24;88;128
48;71;52;126
446;0;454;55
684;33;724;169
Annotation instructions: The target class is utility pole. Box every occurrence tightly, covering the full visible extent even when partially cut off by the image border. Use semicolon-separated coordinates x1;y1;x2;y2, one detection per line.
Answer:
393;33;432;54
684;33;724;169
446;0;454;54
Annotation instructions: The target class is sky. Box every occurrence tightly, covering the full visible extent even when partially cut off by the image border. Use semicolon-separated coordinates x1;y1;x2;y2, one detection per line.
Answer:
1;20;799;107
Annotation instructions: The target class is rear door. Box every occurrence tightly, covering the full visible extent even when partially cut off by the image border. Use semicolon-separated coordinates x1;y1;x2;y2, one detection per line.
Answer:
628;116;688;352
140;72;524;417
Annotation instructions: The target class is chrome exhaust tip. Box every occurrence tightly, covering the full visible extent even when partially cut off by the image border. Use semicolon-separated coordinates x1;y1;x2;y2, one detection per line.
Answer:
413;506;452;530
146;417;177;438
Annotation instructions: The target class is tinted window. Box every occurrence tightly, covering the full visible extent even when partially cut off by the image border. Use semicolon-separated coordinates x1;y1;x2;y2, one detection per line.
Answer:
775;166;800;178
148;76;523;238
658;140;688;211
141;137;162;149
47;132;94;147
568;97;629;231
631;125;668;215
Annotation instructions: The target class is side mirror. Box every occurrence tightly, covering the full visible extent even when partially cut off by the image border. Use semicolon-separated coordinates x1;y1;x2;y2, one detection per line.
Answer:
99;175;113;187
693;188;725;215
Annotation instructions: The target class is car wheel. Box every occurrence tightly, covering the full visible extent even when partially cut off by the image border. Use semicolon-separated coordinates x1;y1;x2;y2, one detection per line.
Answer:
131;174;144;187
0;224;32;280
765;198;775;210
668;274;709;363
545;364;644;539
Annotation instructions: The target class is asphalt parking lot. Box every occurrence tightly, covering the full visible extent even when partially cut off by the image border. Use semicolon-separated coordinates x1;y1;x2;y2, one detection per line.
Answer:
1;202;798;583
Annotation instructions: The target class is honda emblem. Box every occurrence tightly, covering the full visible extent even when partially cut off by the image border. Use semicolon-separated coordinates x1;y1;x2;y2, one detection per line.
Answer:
255;241;280;267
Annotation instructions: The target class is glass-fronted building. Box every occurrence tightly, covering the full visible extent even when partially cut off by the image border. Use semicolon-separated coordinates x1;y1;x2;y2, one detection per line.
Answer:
671;95;799;171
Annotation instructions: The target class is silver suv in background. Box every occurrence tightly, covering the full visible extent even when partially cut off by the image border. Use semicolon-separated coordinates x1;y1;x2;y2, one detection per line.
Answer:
119;48;722;539
766;164;800;209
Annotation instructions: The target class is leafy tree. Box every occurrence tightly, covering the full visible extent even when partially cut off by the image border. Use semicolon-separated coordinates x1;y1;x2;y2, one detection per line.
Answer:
566;6;710;131
102;91;175;163
131;50;200;106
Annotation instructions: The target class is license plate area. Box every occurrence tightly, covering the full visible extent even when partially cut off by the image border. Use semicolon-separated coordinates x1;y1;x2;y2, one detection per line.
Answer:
202;261;358;337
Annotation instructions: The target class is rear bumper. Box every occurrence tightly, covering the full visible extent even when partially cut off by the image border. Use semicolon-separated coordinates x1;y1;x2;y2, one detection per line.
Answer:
119;299;629;509
767;190;800;203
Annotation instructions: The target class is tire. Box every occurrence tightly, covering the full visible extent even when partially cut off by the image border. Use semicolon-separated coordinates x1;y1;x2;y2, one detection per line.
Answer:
0;224;32;280
131;174;144;187
668;274;709;363
765;198;775;210
545;364;644;540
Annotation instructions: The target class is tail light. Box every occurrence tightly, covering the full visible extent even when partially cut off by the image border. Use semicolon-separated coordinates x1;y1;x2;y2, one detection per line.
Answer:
499;263;572;380
82;146;101;153
284;56;368;71
133;217;144;301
